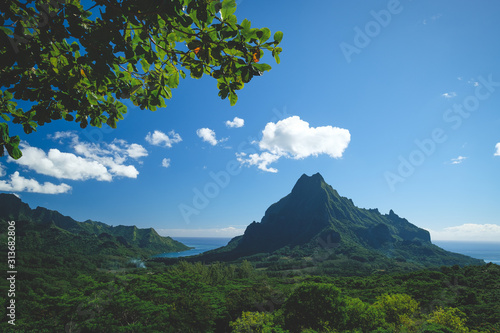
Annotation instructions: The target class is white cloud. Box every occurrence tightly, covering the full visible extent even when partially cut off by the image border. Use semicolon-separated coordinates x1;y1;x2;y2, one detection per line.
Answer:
237;116;350;173
259;116;351;158
427;224;500;242
225;117;245;128
73;139;143;179
441;92;457;98
13;144;113;181
126;143;148;159
49;131;76;143
3;133;146;193
197;128;220;146
0;171;71;194
10;133;146;181
450;156;467;164
236;152;280;173
145;130;182;148
162;158;171;168
157;226;245;238
468;79;479;87
494;143;500;156
0;162;5;177
423;14;442;25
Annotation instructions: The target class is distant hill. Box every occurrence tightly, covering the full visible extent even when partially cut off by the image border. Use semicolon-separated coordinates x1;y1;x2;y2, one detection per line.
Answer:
0;193;190;256
190;173;483;273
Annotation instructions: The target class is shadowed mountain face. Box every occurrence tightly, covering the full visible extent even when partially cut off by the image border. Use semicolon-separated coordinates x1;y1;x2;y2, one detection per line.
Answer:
0;193;190;255
196;173;483;268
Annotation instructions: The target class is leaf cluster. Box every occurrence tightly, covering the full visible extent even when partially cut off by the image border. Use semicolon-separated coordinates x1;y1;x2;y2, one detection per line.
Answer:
0;0;283;158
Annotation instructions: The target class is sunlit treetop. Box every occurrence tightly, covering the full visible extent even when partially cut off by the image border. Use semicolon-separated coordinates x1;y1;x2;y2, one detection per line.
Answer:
0;0;283;159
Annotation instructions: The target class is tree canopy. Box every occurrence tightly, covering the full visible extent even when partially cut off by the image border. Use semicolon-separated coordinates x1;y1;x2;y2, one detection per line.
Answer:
0;0;283;159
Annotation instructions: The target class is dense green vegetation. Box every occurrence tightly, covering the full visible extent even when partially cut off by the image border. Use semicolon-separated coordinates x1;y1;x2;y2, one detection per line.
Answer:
1;246;498;332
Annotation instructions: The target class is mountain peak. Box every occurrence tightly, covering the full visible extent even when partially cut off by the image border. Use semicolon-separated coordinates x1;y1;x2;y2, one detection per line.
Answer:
292;172;326;194
0;193;22;203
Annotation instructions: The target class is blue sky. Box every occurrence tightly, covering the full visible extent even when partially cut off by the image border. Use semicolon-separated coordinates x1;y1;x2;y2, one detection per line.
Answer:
2;0;500;241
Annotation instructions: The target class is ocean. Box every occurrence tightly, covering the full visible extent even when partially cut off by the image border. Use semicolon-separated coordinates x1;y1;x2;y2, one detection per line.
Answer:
153;237;232;258
433;241;500;264
154;238;500;264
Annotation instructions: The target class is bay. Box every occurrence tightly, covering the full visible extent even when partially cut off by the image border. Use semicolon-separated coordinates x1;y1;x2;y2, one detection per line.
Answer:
153;237;232;258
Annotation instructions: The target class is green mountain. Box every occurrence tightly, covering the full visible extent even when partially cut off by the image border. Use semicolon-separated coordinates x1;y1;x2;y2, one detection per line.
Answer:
0;193;190;255
193;173;483;272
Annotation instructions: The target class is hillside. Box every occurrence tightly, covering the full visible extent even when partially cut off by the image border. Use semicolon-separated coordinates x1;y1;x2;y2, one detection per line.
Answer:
0;193;190;256
188;173;483;273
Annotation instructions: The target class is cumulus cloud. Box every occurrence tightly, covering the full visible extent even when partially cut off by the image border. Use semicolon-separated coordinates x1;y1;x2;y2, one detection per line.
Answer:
225;117;245;128
145;130;182;148
427;224;500;242
441;92;457;98
10;132;146;182
494;143;500;156
126;143;148;159
14;144;113;181
237;116;351;172
236;152;280;173
450;156;467;165
72;139;141;179
157;226;245;238
197;128;220;146
161;158;171;168
0;171;71;194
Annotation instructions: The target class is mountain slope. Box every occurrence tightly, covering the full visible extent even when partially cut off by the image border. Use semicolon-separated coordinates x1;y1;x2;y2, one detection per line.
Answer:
0;193;190;255
192;173;483;271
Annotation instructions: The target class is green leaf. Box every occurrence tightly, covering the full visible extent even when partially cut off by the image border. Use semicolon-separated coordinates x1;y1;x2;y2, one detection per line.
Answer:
221;0;237;20
252;63;272;72
106;117;117;129
50;57;58;68
0;26;13;35
228;92;238;106
274;31;283;44
5;135;22;160
130;84;142;95
3;90;13;100
140;58;150;73
241;19;251;31
258;28;271;43
272;47;282;64
240;66;252;83
1;114;10;121
86;92;98;105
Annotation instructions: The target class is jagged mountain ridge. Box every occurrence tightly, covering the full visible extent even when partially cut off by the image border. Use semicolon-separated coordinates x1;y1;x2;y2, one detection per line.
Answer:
194;173;483;269
0;193;190;254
